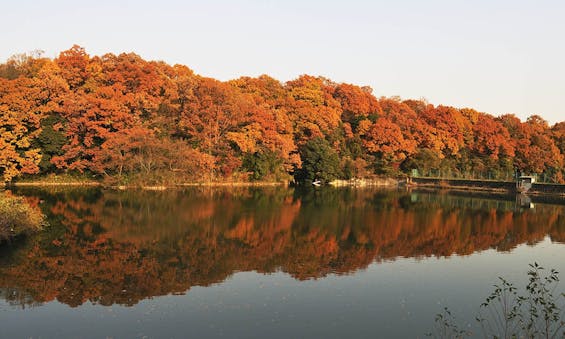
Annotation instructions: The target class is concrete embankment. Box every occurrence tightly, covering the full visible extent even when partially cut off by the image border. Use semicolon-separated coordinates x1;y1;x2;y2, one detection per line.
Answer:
410;177;565;196
529;182;565;195
411;177;515;192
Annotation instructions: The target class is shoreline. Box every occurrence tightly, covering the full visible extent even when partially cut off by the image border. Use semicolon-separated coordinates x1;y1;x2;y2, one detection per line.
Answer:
7;177;565;198
6;178;401;190
7;182;102;187
6;180;290;190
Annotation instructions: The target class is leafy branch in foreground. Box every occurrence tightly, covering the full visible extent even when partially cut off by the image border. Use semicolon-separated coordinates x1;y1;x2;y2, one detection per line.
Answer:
429;263;565;338
428;307;471;339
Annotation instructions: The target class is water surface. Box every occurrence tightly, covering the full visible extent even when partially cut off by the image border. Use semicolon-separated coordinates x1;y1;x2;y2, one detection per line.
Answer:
1;187;565;338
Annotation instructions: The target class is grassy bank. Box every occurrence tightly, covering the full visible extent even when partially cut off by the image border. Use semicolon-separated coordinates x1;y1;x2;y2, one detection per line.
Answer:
0;191;46;242
8;174;101;187
8;174;404;190
8;174;292;189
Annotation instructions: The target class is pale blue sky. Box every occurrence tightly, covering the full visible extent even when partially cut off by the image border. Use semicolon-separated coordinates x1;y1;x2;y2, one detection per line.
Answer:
2;0;564;124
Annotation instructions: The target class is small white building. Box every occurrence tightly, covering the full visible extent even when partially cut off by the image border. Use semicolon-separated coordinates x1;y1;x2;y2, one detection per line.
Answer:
516;175;535;193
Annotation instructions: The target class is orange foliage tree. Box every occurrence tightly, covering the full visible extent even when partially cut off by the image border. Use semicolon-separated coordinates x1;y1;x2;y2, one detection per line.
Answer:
0;77;44;181
0;45;564;183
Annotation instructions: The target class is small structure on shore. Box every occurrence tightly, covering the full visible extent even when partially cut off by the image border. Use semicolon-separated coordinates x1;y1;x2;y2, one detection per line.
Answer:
516;176;535;193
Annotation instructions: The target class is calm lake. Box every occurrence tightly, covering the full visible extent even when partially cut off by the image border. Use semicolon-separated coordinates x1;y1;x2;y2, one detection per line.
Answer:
1;187;565;338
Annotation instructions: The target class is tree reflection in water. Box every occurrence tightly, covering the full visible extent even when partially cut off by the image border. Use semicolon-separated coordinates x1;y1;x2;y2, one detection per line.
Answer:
1;187;564;308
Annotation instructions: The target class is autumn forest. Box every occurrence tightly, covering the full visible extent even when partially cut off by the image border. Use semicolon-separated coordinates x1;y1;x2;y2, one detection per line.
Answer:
2;45;565;185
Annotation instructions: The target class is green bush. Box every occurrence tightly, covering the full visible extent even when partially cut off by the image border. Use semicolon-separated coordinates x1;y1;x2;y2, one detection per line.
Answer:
0;191;46;242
